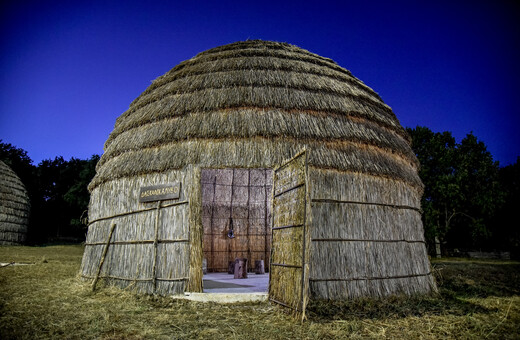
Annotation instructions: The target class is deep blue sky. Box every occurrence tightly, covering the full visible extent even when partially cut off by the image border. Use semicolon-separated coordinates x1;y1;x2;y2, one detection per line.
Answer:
1;0;519;166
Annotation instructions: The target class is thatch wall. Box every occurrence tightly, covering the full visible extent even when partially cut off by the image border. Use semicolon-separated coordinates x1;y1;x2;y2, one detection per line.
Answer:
82;40;435;300
0;161;30;245
80;167;200;295
308;169;435;299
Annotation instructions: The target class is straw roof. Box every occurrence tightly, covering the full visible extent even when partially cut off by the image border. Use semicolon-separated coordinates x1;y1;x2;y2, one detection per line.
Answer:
89;40;421;192
0;160;30;245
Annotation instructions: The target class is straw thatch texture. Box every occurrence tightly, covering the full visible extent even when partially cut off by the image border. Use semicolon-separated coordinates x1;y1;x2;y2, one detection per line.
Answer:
269;150;311;316
0;161;30;245
82;40;435;300
88;40;420;192
308;168;435;299
81;169;194;295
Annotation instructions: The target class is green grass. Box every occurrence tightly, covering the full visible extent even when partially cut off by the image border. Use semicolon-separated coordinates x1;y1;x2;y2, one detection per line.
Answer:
1;246;519;339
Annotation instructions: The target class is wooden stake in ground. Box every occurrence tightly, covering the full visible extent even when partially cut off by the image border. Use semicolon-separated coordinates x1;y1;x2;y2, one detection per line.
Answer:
152;201;162;293
92;223;117;291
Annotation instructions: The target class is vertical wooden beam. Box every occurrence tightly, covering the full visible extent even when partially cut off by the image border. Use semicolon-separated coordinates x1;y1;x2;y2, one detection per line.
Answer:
246;169;251;270
152;200;162;293
187;166;203;292
300;150;310;321
209;173;217;271
228;169;235;266
264;169;269;267
268;168;276;294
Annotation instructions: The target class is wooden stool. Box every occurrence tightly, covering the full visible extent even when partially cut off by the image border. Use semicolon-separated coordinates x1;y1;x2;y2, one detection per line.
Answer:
234;258;248;279
255;260;265;274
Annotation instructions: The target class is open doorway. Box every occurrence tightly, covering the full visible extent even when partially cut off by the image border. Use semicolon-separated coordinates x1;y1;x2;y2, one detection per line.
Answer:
201;168;272;293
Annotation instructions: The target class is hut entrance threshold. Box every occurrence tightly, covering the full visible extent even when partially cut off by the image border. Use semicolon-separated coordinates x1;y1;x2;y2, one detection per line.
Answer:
201;168;273;293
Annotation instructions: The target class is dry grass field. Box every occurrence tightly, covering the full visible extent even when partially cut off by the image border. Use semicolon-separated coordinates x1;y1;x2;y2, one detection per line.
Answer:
1;245;519;339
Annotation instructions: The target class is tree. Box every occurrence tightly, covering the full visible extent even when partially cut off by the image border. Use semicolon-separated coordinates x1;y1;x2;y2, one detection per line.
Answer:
496;157;520;258
64;155;99;230
34;155;99;241
407;127;458;252
407;127;503;254
446;133;503;249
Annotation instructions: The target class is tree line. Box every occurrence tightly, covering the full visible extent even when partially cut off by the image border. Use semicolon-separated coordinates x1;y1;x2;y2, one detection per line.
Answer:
1;131;519;256
406;127;519;257
1;140;98;243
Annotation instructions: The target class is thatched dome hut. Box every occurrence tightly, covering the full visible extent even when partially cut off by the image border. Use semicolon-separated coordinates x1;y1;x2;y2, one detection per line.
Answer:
81;40;436;310
0;160;30;245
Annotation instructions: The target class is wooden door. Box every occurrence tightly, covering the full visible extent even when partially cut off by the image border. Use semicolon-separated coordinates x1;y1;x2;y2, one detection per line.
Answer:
268;150;310;318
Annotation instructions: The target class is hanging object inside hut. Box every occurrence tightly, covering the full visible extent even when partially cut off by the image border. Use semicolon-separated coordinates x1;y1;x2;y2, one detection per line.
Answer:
227;217;235;239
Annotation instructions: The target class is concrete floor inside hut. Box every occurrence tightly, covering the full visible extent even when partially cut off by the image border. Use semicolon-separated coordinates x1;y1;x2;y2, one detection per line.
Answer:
176;273;269;303
203;272;269;293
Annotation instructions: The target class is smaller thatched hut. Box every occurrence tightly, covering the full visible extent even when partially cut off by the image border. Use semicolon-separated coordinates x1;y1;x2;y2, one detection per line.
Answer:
0;160;30;245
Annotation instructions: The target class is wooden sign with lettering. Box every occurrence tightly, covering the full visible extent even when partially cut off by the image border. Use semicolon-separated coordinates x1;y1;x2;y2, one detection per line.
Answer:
139;183;181;203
